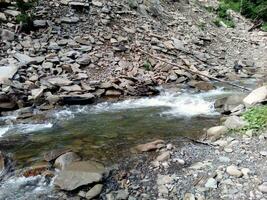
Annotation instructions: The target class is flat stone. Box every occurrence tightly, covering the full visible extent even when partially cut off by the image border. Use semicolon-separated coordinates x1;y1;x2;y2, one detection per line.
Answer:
0;65;19;83
105;90;121;96
156;151;170;162
43;148;71;162
134;140;165;153
33;20;47;28
54;152;81;170
47;77;72;86
243;86;267;107
54;161;105;191
13;53;36;65
61;16;79;23
226;165;243;177
86;184;103;200
61;85;82;92
4;9;21;17
31;88;44;100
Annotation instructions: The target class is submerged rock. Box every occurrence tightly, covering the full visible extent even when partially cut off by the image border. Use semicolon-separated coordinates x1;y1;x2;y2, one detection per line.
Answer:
54;152;81;170
54;161;105;191
43;148;71;162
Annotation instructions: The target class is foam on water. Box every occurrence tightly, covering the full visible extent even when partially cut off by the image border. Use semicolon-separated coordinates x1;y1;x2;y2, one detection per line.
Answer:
54;88;229;119
0;123;53;137
0;175;54;200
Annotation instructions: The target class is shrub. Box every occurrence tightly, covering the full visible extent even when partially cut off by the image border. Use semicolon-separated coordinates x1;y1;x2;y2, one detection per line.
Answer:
242;105;267;130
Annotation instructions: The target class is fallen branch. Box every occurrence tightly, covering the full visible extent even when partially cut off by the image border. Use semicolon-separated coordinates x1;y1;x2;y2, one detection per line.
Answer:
138;49;251;91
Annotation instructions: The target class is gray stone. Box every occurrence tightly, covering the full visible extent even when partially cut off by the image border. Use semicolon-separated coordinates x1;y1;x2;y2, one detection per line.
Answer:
86;184;103;199
0;65;19;83
243;86;267;107
47;77;72;86
224;116;247;129
0;12;6;21
31;88;44;100
54;161;105;191
76;56;91;65
156;151;170;162
258;182;267;193
4;9;21;17
33;20;47;28
207;126;228;141
54;152;81;170
61;85;82;92
205;178;217;189
1;29;15;41
13;53;36;65
61;16;79;23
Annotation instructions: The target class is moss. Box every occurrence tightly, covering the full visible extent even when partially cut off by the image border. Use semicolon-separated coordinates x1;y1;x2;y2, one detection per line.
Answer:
143;60;152;71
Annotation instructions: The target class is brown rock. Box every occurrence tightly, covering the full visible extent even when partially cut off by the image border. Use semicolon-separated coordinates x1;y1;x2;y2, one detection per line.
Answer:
43;148;71;162
134;140;165;153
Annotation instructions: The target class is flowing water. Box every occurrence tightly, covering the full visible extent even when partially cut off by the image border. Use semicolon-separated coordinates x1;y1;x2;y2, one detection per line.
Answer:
0;82;257;199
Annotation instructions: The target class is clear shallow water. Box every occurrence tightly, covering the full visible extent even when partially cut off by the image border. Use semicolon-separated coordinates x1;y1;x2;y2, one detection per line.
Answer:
0;86;249;199
0;88;233;167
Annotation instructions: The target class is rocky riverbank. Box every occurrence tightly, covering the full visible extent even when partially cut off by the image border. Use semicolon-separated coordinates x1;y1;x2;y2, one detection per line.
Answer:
1;0;267;117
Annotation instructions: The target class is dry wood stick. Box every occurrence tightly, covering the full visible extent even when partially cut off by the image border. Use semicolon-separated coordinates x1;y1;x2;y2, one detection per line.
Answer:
138;49;251;91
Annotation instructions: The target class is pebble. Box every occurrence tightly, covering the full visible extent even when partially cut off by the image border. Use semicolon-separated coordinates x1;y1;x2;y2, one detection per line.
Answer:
258;182;267;193
205;178;217;189
226;165;243;177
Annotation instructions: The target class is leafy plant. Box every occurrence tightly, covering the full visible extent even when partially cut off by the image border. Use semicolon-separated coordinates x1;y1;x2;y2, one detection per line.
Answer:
143;61;152;71
242;105;267;130
213;3;236;28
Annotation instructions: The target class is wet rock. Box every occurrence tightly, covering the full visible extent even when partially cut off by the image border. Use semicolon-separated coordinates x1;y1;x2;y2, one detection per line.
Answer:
224;116;247;129
30;88;44;100
86;184;103;199
134;139;165;153
156;151;170;162
61;93;95;105
43;148;71;162
54;161;105;191
215;94;246;114
23;164;48;177
258;182;267;193
226;165;243;177
0;151;5;173
54;152;81;170
207;126;228;141
0;94;17;111
1;29;14;41
243;86;267;107
189;81;214;91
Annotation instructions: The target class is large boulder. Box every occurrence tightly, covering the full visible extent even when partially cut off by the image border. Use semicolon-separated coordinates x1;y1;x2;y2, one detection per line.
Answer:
54;161;105;191
224;116;247;129
243;86;267;107
215;94;246;114
54;152;81;170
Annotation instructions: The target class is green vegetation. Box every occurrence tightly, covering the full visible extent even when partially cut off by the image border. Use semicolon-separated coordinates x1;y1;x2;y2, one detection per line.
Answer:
143;61;152;71
217;0;267;30
213;2;236;28
15;0;37;32
242;105;267;130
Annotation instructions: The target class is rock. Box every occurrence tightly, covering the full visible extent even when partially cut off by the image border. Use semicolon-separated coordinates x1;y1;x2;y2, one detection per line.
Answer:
77;55;91;65
156;151;170;162
207;126;228;141
86;184;103;199
4;9;21;17
31;88;44;100
0;65;19;83
189;81;214;91
115;190;129;200
61;93;95;105
43;148;71;162
92;0;103;7
183;193;195;200
1;29;14;41
0;151;5;173
0;12;7;21
47;77;72;86
61;16;79;23
226;165;243;177
13;53;36;65
134;140;165;153
23;164;48;177
0;94;17;111
258;182;267;193
241;168;250;177
61;85;82;92
105;90;122;96
243;86;267;107
259;151;267;156
54;152;81;170
205;178;217;189
54;161;105;191
215;94;246;114
33;20;47;28
224;116;247;129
